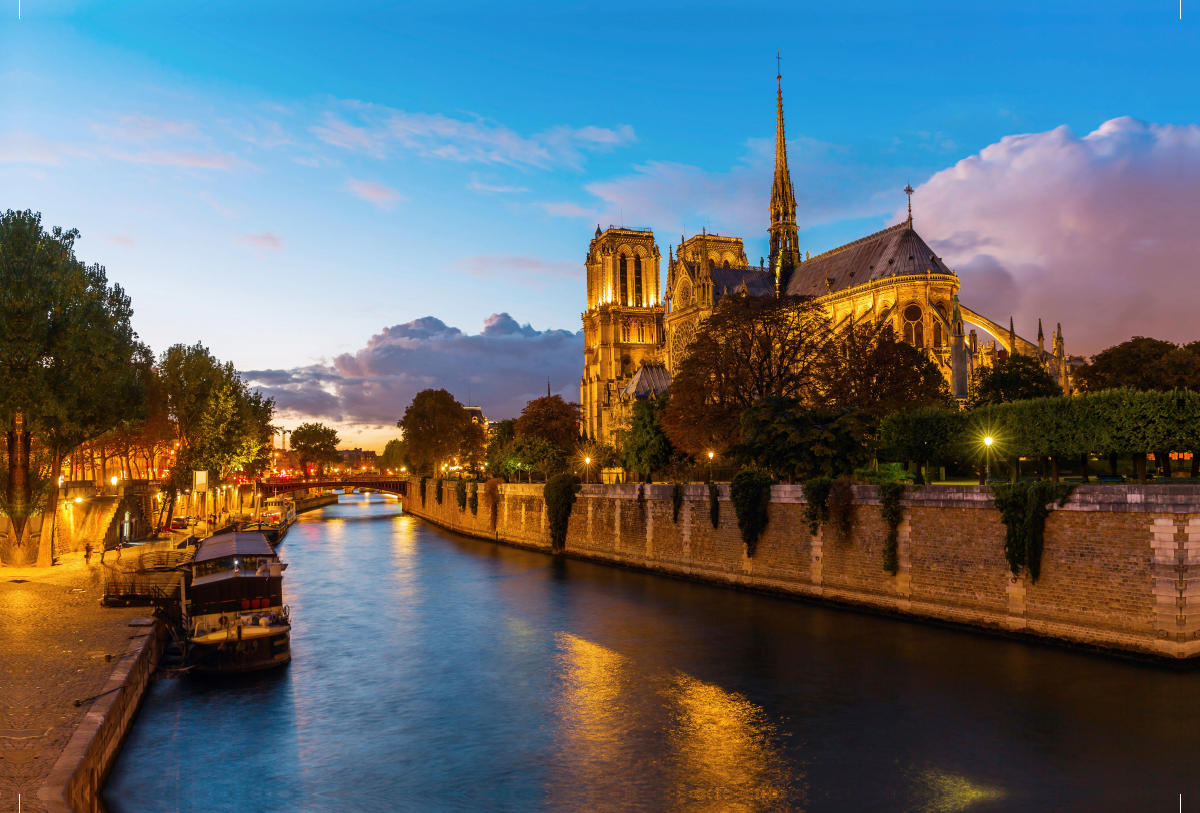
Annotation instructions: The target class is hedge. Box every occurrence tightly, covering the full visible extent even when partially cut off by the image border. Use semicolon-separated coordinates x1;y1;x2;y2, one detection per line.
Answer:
881;389;1200;472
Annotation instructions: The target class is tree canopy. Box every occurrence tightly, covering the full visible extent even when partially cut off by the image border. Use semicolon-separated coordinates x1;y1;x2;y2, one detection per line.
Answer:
0;210;151;560
1074;336;1200;392
662;294;831;455
622;394;674;477
159;342;274;487
967;354;1062;407
819;323;954;420
515;395;580;447
398;388;473;473
380;438;408;471
732;397;871;480
290;422;341;476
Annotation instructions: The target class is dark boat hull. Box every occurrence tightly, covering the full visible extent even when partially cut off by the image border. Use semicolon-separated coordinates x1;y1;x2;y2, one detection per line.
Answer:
191;628;291;673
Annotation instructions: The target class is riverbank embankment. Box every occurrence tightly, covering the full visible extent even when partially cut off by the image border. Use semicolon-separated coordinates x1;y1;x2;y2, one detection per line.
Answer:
404;479;1200;661
295;494;339;513
0;551;162;813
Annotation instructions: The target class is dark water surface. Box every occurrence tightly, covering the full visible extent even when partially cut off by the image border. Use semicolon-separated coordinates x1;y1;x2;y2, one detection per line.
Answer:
105;495;1198;812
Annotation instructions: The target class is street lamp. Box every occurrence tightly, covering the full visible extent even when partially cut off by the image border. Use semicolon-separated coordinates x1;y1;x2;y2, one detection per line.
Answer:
584;456;591;484
707;451;714;484
983;436;994;483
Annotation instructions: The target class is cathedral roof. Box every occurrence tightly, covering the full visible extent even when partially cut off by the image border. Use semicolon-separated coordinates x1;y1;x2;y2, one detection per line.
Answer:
711;266;775;302
783;220;953;298
620;362;672;400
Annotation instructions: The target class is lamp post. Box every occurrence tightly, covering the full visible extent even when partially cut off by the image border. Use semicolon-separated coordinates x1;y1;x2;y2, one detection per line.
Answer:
707;451;714;484
984;436;994;483
584;457;591;484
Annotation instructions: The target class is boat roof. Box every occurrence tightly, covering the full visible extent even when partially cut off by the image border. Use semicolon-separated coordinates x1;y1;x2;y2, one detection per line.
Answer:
194;531;276;563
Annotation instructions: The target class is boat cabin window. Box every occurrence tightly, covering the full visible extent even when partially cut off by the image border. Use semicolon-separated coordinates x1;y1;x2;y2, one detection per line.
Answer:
194;555;273;579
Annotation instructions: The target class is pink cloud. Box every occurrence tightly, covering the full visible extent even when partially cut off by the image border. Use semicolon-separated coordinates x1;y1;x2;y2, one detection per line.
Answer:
104;232;136;248
107;149;246;171
93;115;199;141
243;313;582;425
0;133;91;165
911;116;1200;355
456;254;581;288
236;232;283;252
344;178;403;210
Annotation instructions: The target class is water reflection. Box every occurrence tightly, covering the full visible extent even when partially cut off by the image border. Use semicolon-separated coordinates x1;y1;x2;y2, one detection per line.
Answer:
105;496;1200;813
550;632;800;812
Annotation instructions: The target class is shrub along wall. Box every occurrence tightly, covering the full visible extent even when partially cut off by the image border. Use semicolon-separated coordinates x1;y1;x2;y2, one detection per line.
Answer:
403;476;1200;661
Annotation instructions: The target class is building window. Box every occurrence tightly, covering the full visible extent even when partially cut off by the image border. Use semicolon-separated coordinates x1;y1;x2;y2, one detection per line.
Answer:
634;257;643;306
933;304;946;348
622;323;631;343
903;304;924;347
619;256;629;305
637;323;645;343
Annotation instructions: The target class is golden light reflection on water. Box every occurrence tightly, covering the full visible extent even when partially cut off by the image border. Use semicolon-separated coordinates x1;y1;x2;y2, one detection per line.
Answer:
548;632;801;812
913;769;1005;812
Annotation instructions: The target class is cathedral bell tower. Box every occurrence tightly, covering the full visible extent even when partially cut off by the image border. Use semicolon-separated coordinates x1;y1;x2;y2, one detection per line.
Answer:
580;227;665;442
768;68;801;295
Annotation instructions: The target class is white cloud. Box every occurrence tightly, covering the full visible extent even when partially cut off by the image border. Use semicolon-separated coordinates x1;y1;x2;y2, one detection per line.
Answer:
244;313;583;425
104;232;136;248
544;135;907;238
311;101;636;169
344;178;403;210
913;116;1200;355
469;175;529;193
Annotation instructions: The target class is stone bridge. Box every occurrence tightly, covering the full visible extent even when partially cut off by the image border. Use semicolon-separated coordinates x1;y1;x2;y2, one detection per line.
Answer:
257;476;408;498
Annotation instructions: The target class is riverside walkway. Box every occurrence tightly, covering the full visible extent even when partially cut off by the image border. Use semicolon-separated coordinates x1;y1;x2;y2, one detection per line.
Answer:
0;551;145;813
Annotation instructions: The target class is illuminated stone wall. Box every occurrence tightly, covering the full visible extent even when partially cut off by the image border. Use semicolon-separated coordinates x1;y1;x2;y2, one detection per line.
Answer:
405;478;1200;660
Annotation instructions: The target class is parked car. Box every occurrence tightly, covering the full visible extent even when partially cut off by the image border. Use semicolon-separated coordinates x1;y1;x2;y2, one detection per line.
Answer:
169;516;194;531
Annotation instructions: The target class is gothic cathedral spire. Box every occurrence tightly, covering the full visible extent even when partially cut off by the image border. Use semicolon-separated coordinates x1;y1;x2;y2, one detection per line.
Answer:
768;65;800;296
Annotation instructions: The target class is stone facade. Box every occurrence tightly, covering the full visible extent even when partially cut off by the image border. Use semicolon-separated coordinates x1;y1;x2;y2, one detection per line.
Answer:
579;227;666;443
405;478;1200;661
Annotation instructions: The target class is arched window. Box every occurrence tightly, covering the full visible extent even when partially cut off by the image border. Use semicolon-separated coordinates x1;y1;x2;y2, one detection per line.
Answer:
723;258;730;268
634;256;643;306
903;304;924;347
621;323;631;343
619;255;629;305
637;322;645;343
933;304;946;348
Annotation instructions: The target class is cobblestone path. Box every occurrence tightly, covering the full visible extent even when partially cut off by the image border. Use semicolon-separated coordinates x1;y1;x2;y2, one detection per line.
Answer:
0;551;144;813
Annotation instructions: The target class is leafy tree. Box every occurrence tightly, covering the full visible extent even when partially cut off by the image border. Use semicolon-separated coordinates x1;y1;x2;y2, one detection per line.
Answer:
160;343;275;490
879;406;964;483
508;435;567;480
662;294;831;456
515;395;581;447
623;394;674;479
398;389;472;473
0;210;151;564
380;438;408;472
289;422;341;476
460;416;488;471
1074;336;1200;393
967;354;1062;408
732;397;871;480
820;323;955;421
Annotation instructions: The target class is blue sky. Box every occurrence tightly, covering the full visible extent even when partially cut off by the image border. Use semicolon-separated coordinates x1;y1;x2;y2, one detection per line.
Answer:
3;1;1198;449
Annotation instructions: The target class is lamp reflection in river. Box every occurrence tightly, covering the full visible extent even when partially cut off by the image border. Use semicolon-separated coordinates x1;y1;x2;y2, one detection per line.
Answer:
548;632;800;812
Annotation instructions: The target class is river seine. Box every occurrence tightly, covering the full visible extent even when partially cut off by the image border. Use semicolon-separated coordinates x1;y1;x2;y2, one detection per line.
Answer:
104;494;1198;812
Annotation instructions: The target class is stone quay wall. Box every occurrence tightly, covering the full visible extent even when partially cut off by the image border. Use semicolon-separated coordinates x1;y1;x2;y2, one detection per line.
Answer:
404;478;1200;661
39;621;166;813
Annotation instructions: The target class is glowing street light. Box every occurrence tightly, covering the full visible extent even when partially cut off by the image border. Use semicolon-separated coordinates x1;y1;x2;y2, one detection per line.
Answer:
707;451;715;484
110;476;118;486
983;436;994;483
584;456;591;484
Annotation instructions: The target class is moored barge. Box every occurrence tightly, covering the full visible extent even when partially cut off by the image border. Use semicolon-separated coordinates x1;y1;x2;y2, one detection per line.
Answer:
184;531;291;673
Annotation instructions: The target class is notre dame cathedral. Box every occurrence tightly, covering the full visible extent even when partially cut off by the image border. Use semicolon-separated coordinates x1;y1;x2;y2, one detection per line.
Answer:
580;73;1075;444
